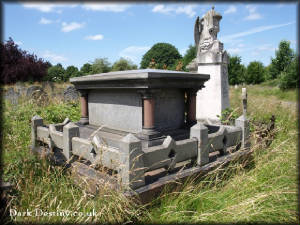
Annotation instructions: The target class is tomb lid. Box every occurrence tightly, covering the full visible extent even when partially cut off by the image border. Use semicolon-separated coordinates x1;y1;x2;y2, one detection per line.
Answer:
70;69;210;90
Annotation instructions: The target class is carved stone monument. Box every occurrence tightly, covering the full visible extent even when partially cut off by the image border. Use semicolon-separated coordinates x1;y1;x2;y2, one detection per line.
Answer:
187;6;230;123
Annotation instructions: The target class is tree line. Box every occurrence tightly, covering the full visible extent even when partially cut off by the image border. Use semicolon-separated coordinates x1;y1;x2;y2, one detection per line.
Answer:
1;38;298;90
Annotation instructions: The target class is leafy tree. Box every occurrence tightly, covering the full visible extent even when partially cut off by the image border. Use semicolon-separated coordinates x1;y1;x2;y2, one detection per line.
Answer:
140;43;182;69
0;37;49;84
245;61;266;84
65;65;80;80
279;56;299;90
268;40;295;79
80;63;92;75
91;58;111;74
182;44;196;70
46;63;65;82
228;55;246;85
111;57;137;71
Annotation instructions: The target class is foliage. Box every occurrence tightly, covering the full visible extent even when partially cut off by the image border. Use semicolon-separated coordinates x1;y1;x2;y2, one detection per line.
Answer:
65;65;81;80
228;55;246;85
148;85;297;223
217;107;239;125
182;45;196;71
140;43;182;69
46;63;65;82
245;61;266;84
111;57;137;71
80;63;92;75
268;40;295;80
91;57;111;74
0;37;50;84
279;56;299;90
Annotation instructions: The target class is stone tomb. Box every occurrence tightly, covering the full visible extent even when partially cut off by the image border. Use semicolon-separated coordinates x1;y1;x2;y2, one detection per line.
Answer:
31;69;250;200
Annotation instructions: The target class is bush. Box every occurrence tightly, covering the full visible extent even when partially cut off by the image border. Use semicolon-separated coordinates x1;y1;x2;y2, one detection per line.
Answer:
228;55;246;85
279;57;299;90
80;63;92;75
140;43;182;69
182;45;196;71
111;58;137;71
245;61;266;84
46;63;65;82
0;37;50;84
91;58;111;74
267;40;295;80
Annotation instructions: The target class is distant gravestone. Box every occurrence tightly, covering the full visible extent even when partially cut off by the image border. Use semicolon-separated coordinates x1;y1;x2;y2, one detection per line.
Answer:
64;85;79;102
26;86;44;98
42;81;54;93
4;87;20;105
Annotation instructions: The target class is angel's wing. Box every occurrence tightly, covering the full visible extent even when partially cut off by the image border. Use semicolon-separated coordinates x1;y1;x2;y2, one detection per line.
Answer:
194;16;200;55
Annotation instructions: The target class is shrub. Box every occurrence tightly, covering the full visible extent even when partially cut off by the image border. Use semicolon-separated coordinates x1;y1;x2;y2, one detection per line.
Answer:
140;43;182;69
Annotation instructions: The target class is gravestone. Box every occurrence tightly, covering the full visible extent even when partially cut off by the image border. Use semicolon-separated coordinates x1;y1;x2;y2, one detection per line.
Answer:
64;85;79;102
187;6;230;124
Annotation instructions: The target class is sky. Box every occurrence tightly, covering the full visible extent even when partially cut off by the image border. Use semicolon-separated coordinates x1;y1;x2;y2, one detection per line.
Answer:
3;2;298;69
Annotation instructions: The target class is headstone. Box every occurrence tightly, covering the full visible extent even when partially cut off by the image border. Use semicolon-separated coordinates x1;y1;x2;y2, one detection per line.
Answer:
26;86;43;98
63;85;79;102
188;6;230;123
4;87;20;105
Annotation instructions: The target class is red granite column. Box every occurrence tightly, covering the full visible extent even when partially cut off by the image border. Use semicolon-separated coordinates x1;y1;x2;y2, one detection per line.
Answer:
79;90;89;125
142;91;155;130
143;97;155;129
187;89;197;126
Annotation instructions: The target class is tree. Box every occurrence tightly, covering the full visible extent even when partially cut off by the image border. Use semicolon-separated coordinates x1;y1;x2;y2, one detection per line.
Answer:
182;44;196;71
268;40;295;79
91;58;111;74
46;63;65;82
80;63;92;75
140;43;182;69
245;61;266;84
228;55;246;85
279;56;299;90
0;37;49;84
65;65;80;80
111;57;137;71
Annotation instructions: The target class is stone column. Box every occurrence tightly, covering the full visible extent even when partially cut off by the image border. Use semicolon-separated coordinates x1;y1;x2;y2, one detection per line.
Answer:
141;91;155;132
186;89;197;126
79;90;89;125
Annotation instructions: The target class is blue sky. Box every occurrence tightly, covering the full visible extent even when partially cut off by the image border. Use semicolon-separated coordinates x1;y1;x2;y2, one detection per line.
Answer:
3;2;298;69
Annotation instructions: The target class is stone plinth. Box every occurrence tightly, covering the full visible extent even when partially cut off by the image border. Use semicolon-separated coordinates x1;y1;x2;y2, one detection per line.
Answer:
196;52;230;123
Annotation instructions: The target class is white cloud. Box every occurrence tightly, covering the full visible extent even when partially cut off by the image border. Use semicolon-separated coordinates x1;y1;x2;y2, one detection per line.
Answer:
119;46;150;64
224;5;237;14
82;3;130;12
85;34;104;41
39;17;53;24
244;5;262;20
152;4;197;18
220;21;295;43
227;48;243;54
61;22;85;32
43;51;67;63
23;3;57;12
23;3;78;13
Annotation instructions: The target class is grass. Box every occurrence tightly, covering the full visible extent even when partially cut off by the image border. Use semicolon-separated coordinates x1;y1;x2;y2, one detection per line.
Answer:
1;84;298;224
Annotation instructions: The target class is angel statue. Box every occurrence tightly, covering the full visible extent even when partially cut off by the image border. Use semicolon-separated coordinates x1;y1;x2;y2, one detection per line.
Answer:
187;6;224;71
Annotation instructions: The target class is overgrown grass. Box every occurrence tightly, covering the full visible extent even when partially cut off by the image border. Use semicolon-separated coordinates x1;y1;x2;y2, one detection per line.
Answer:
2;97;147;224
1;84;298;223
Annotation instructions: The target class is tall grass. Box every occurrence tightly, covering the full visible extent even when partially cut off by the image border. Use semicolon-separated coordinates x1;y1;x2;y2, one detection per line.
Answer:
145;86;298;223
2;97;147;224
1;84;298;223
